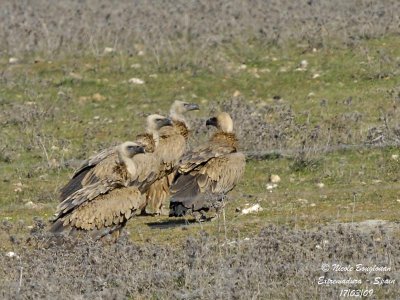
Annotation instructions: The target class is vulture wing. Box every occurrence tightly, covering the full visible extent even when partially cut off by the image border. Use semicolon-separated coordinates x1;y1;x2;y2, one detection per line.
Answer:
170;149;245;216
60;146;116;201
51;186;145;240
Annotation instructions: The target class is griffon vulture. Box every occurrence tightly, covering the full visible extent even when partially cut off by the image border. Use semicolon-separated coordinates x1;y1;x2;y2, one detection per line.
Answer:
50;141;146;240
59;114;172;201
169;112;245;220
144;100;200;215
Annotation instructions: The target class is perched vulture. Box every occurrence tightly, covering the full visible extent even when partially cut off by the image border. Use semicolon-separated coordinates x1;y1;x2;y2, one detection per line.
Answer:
59;114;172;201
144;100;199;215
169;112;246;220
50;141;146;240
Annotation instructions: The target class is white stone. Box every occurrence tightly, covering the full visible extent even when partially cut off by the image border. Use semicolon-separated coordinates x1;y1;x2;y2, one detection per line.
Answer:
270;174;281;183
9;57;18;64
104;47;115;53
241;204;263;215
128;78;145;84
25;201;37;208
266;183;278;190
300;60;308;69
297;199;308;204
5;252;18;258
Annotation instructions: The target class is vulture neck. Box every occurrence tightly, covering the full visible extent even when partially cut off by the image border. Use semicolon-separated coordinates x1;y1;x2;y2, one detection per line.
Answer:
210;131;239;149
118;154;137;178
170;111;188;127
173;120;190;140
147;129;160;146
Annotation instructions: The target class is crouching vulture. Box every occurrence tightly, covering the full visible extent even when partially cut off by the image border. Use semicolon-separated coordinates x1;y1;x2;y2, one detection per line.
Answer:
144;100;200;215
59;114;172;202
50;142;147;240
169;112;246;220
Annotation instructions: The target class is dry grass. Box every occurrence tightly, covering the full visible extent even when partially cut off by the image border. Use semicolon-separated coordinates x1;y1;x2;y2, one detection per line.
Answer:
1;220;399;299
1;1;400;299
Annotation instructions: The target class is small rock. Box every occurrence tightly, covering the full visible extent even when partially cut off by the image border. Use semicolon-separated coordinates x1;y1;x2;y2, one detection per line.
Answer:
266;183;278;190
128;78;145;85
69;72;82;80
9;57;18;64
138;50;145;56
396;199;400;203
310;203;316;207
233;90;241;97
92;93;106;102
25;201;37;209
270;174;281;183
317;182;325;188
5;252;18;258
295;60;308;71
391;154;399;161
93;116;100;120
241;204;263;215
130;63;141;69
104;47;115;53
297;199;308;205
312;73;320;79
238;64;247;70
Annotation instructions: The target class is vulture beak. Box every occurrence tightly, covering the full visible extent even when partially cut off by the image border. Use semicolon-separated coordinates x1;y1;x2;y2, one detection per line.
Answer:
206;117;218;127
158;117;173;128
127;144;145;155
185;103;200;111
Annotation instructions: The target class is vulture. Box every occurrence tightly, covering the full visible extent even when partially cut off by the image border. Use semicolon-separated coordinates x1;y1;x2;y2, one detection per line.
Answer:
50;141;147;240
59;114;172;201
143;100;200;215
169;112;246;220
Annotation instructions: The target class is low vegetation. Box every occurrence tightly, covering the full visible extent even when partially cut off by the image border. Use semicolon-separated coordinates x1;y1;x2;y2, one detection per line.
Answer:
1;0;400;298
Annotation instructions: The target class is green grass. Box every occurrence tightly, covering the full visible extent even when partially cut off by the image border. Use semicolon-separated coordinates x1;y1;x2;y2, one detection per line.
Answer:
1;35;400;248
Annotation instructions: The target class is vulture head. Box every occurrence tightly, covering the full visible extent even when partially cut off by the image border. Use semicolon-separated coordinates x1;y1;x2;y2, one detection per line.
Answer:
117;141;145;176
206;112;233;133
146;114;172;146
170;100;200;123
146;114;173;132
118;141;145;159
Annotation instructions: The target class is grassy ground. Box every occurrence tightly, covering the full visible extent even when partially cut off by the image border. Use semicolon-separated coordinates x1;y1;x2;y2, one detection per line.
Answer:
1;35;400;234
1;32;400;298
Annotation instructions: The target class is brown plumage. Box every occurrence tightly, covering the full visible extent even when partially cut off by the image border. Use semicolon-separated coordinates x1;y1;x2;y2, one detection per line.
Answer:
169;112;246;220
59;114;171;201
144;100;199;215
50;141;146;240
